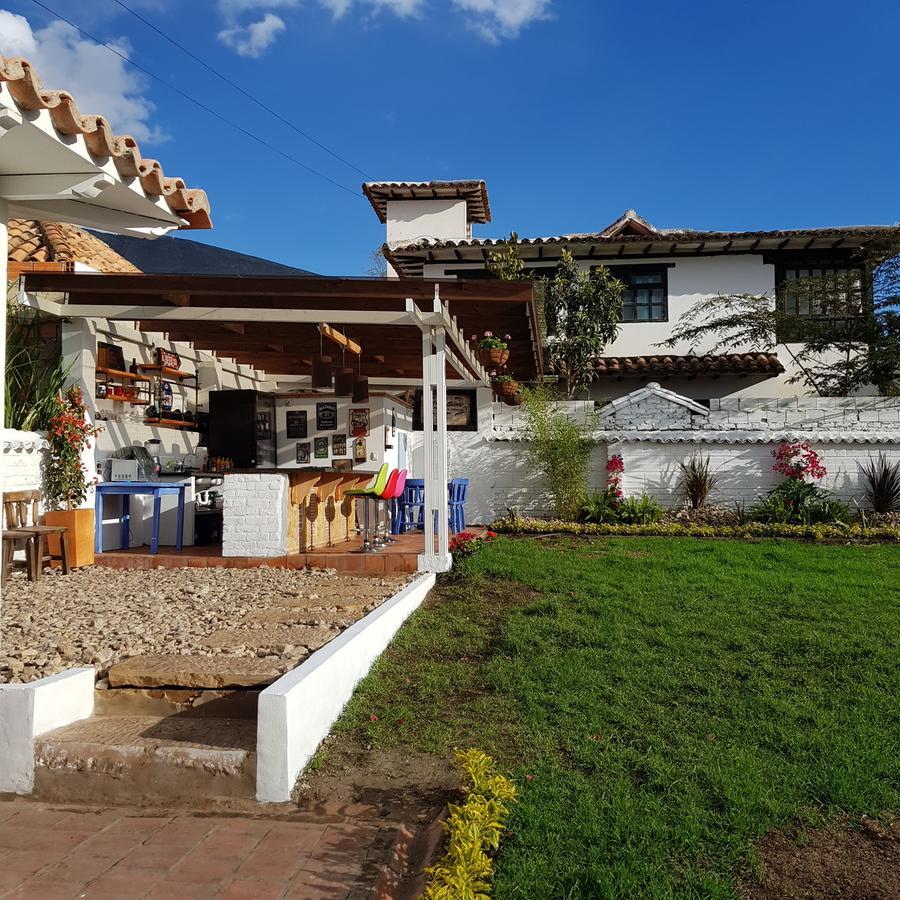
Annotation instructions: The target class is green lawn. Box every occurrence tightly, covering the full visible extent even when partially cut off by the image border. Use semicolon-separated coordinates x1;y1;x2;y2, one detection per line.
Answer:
331;537;900;898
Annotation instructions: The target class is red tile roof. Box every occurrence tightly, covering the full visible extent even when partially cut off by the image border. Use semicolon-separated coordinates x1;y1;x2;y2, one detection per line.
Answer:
364;180;490;223
8;219;140;273
591;353;785;378
0;54;211;230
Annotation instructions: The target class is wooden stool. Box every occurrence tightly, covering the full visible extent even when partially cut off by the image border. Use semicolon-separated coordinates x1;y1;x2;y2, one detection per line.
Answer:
2;529;37;584
3;490;70;582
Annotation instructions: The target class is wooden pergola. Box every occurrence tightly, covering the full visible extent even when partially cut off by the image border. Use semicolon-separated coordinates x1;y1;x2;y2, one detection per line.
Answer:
21;272;538;572
21;272;542;382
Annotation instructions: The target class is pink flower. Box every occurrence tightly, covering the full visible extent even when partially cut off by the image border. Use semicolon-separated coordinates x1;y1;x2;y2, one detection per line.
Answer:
484;331;493;337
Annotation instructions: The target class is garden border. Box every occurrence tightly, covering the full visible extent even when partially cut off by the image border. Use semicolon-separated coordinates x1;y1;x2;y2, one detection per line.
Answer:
491;517;900;543
256;572;437;804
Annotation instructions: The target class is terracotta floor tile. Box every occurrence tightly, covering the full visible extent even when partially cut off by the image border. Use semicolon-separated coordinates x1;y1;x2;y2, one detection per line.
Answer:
142;880;217;900
165;854;239;885
0;847;64;878
233;847;309;880
215;876;289;900
79;867;163;899
40;852;118;884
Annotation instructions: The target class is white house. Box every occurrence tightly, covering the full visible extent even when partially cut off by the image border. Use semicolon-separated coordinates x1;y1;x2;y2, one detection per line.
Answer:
367;179;898;400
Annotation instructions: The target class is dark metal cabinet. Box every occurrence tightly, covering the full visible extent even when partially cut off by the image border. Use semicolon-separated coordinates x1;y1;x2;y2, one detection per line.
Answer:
208;391;276;468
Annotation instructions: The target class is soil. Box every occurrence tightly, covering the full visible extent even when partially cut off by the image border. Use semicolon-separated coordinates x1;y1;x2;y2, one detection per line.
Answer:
740;816;900;899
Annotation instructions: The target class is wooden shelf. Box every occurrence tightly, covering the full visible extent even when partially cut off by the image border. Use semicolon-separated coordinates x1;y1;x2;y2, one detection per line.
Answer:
143;418;196;429
96;367;150;382
137;364;196;380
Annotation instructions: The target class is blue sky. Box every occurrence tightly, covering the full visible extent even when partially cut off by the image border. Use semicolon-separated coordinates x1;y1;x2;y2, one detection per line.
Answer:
1;0;899;275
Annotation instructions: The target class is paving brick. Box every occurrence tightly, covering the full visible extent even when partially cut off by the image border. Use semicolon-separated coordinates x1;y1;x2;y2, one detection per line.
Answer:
79;867;163;899
166;853;240;884
216;877;290;900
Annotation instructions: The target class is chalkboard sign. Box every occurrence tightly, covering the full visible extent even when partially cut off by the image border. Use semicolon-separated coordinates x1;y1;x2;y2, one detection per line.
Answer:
286;410;307;439
316;402;338;431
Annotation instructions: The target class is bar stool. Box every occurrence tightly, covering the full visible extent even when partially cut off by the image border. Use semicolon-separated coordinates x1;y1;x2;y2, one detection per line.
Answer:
380;470;407;544
371;469;400;550
397;478;425;534
345;464;390;553
449;478;469;534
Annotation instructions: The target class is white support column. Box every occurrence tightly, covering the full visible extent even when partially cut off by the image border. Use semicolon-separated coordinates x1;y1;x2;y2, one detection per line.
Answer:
418;323;452;573
1;199;8;440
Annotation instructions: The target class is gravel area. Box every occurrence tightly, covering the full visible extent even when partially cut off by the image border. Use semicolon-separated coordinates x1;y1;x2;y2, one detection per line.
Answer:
0;566;414;684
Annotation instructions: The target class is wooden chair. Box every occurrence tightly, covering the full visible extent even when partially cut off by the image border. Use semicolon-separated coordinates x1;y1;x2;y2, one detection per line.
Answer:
2;529;37;585
2;490;70;581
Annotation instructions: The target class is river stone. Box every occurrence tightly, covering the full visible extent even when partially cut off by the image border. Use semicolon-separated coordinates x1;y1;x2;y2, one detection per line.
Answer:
108;654;284;689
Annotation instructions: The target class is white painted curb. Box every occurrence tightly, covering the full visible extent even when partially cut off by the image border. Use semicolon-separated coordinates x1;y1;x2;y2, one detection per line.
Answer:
256;572;436;803
0;667;95;794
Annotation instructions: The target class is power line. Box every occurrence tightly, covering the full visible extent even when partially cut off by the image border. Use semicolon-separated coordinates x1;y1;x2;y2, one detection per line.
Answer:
27;0;363;200
109;0;372;180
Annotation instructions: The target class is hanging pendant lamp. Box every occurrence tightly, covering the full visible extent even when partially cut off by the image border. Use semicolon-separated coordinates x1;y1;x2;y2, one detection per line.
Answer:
335;343;354;397
351;346;369;402
310;327;332;389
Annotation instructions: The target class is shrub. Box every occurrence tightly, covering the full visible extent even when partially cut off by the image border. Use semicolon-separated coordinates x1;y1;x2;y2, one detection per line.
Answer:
616;494;664;525
678;454;719;509
751;479;850;526
424;749;517;900
449;530;496;556
578;489;620;524
860;453;900;513
520;385;595;521
45;385;101;511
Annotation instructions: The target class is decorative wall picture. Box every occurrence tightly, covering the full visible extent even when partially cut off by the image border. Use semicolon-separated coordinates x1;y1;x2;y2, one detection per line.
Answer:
349;408;369;437
286;410;307;439
333;459;354;472
314;437;329;459
332;433;347;456
391;408;397;437
296;442;311;464
413;389;477;432
316;402;338;431
353;438;367;463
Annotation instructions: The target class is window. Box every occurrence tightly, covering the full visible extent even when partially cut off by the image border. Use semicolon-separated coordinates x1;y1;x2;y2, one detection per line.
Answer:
617;268;668;322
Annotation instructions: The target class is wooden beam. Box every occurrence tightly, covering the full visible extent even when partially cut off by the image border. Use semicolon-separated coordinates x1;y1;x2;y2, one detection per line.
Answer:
319;322;361;355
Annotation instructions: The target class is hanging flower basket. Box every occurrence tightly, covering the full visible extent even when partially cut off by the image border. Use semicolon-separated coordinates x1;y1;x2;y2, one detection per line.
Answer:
477;347;510;368
504;391;524;407
492;376;520;398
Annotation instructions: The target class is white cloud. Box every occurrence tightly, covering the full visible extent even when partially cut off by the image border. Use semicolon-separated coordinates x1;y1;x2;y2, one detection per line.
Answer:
217;12;287;57
317;0;423;19
216;0;298;22
0;10;165;143
452;0;552;43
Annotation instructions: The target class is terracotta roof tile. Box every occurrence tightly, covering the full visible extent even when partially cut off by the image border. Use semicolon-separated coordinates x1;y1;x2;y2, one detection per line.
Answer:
8;219;140;273
364;180;490;223
0;54;211;230
591;353;785;378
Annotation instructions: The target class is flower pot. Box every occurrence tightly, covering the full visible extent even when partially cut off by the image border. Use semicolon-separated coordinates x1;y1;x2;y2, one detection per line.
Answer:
477;347;509;368
492;379;520;398
504;392;524;407
44;508;95;568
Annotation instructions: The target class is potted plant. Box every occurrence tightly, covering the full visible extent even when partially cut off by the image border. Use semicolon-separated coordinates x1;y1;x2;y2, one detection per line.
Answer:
505;390;524;407
472;331;510;368
491;373;520;398
43;385;101;567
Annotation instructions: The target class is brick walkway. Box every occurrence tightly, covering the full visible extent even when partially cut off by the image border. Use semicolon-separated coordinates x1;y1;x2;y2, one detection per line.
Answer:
0;803;395;899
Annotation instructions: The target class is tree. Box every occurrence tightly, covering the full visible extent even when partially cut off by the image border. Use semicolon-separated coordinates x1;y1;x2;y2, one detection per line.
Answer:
542;251;625;398
659;234;900;396
486;238;625;398
366;247;387;278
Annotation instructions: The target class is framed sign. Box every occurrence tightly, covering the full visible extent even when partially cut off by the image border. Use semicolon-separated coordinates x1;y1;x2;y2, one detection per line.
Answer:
316;402;337;431
296;442;311;464
349;408;369;437
413;389;477;432
286;410;307;439
156;347;181;370
314;437;329;459
332;433;347;456
97;341;126;372
334;459;354;472
353;438;367;463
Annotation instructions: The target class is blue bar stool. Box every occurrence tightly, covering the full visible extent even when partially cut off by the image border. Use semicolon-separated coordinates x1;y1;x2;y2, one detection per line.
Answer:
449;478;469;534
396;478;425;534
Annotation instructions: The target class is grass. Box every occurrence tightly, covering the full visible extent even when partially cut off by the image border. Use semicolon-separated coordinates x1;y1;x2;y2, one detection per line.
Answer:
332;536;900;898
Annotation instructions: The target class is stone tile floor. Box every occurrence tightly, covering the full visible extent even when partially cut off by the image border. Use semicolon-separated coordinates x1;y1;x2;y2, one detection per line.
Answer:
0;802;394;899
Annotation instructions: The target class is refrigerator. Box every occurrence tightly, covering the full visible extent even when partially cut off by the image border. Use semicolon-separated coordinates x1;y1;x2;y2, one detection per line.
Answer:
208;390;277;469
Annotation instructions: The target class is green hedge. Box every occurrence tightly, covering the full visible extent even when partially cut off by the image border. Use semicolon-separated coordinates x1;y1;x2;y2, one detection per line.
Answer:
490;516;900;543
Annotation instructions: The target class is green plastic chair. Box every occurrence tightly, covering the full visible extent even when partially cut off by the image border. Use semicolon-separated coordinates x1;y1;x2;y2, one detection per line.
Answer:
346;464;390;552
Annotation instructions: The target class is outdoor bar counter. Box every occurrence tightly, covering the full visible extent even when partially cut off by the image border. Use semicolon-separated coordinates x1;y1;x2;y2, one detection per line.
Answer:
220;469;369;557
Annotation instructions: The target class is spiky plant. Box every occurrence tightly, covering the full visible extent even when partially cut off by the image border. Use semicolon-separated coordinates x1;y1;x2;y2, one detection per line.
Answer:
860;453;900;513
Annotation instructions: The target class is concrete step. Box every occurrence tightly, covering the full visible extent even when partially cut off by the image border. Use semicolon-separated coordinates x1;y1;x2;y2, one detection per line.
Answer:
33;714;257;804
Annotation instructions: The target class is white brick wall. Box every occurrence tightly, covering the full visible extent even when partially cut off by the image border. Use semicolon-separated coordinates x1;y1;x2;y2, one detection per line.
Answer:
222;474;289;557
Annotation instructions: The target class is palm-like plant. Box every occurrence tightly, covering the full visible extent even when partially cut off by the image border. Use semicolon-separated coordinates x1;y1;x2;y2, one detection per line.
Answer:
678;454;719;509
860;453;900;513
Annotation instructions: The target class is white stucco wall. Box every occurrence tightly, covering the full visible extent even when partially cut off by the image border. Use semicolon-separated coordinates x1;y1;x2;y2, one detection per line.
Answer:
386;199;468;249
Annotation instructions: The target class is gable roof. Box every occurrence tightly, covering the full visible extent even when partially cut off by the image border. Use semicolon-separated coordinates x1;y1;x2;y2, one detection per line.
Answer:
0;54;211;230
364;180;491;224
8;219;140;273
89;230;316;277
